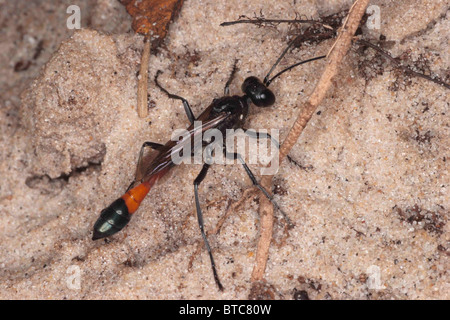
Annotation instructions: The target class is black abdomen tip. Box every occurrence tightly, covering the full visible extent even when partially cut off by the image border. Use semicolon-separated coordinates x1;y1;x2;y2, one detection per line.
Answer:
92;198;131;240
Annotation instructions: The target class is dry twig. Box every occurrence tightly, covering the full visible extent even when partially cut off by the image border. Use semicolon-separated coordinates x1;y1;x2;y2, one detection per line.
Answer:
137;36;152;118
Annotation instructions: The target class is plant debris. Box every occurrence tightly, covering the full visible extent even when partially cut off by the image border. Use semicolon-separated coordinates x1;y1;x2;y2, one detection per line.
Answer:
119;0;185;117
119;0;184;49
395;204;446;234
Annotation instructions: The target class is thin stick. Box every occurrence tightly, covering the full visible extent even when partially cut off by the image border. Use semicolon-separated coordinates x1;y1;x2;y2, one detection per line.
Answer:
250;0;371;285
137;35;151;118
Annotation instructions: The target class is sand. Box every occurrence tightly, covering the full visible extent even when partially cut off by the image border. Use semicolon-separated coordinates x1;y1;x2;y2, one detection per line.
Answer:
0;0;448;299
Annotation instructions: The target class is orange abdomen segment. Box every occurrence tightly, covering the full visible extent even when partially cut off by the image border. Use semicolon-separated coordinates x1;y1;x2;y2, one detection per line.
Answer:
121;181;152;214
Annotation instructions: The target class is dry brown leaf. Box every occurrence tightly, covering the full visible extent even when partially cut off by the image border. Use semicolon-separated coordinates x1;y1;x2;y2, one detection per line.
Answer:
119;0;184;49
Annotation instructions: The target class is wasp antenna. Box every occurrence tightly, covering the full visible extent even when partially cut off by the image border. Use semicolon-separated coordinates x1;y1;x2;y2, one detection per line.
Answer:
265;55;326;87
263;33;304;85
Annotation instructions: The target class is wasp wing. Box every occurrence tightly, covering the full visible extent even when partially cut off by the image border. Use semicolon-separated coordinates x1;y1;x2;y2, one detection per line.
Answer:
132;143;163;186
137;108;230;183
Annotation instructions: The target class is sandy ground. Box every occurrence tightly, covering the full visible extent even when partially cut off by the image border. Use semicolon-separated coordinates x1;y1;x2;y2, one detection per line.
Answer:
0;0;448;299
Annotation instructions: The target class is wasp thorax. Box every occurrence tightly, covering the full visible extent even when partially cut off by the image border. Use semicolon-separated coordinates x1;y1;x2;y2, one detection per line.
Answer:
241;76;275;107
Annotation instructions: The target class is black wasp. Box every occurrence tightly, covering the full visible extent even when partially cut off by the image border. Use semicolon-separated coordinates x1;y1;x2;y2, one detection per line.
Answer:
92;30;325;290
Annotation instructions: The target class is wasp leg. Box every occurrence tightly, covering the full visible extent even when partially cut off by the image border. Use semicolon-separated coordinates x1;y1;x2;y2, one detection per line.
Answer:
193;163;224;291
243;129;280;149
224;150;293;227
224;59;239;96
154;70;195;124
